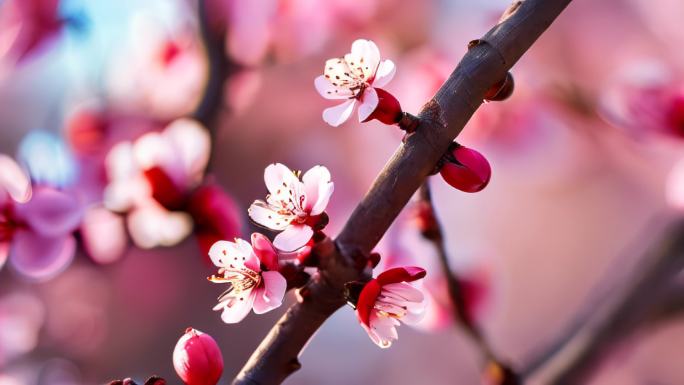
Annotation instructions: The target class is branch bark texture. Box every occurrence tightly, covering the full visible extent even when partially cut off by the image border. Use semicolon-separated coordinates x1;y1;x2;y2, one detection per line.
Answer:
234;0;573;383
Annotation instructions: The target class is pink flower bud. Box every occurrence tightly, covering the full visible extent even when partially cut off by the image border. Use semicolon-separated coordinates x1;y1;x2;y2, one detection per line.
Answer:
439;144;491;193
362;88;403;125
173;328;223;385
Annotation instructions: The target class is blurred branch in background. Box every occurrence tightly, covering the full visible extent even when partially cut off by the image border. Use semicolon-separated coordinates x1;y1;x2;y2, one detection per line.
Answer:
521;218;684;384
233;0;573;383
417;181;520;384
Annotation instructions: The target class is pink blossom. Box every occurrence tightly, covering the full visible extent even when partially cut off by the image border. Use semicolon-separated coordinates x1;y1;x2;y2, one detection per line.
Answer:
103;119;240;251
173;328;224;385
0;0;65;64
356;266;427;348
248;163;333;251
314;39;397;126
208;234;287;323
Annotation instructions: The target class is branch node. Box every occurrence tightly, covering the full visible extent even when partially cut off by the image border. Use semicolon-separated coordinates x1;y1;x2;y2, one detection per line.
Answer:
397;112;420;133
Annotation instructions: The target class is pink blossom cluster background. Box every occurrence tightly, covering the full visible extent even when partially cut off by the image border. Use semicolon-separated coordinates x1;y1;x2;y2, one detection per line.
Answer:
1;0;683;384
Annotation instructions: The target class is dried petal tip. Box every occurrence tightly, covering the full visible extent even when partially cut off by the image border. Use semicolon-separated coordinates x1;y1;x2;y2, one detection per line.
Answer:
361;88;404;126
484;72;515;102
439;143;491;193
173;328;224;385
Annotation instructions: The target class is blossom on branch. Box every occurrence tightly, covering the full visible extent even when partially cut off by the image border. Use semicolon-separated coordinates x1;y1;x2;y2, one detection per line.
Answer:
356;266;427;348
248;163;332;252
173;328;223;385
315;39;401;126
439;143;492;193
208;234;287;323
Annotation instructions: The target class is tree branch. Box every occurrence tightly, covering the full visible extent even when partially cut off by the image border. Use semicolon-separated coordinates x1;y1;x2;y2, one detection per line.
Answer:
233;1;573;383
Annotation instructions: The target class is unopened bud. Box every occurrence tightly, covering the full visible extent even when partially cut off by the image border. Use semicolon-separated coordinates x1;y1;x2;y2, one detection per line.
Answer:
173;328;223;385
362;88;403;125
440;143;491;193
484;72;514;102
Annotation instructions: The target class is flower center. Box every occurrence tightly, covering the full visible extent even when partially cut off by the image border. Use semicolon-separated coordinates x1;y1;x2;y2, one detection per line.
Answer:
210;267;261;301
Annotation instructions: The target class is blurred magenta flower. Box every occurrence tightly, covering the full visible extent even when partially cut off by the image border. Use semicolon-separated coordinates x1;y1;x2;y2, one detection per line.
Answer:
315;39;397;126
248;163;333;251
356;266;427;348
207;234;287;323
439;143;492;193
173;328;223;385
1;154;81;279
600;62;684;140
104;119;240;252
0;0;66;64
79;205;127;265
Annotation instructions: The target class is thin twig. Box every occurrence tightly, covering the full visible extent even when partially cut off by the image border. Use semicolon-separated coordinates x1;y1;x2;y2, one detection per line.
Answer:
233;1;573;383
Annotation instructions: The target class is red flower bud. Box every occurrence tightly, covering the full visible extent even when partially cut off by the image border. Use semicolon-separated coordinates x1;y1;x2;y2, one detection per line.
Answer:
666;93;684;138
440;144;491;193
484;72;515;102
362;88;403;125
143;167;187;211
173;328;223;385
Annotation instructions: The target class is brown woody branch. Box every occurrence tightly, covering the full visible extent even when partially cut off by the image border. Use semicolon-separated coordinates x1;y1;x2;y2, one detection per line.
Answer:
233;0;573;383
522;219;684;385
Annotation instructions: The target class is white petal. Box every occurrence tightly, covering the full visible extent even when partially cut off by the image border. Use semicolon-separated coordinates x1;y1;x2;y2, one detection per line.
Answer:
0;154;31;203
346;39;381;80
357;87;379;122
248;201;292;230
263;163;300;197
218;289;257;324
372;59;396;88
163;118;211;185
127;204;193;249
273;224;313;252
322;99;356;127
302;165;332;214
314;75;354;100
381;282;425;303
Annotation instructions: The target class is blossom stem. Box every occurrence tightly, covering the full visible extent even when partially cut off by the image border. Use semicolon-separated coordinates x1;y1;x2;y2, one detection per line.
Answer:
418;182;515;373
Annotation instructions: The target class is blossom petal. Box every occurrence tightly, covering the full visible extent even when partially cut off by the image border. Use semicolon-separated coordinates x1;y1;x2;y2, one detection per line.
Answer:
127;204;193;249
163;118;211;186
251;233;279;271
322;99;356;127
80;206;127;265
381;282;425;303
346;39;381;80
14;188;83;238
209;240;250;270
247;201;291;231
367;312;400;348
377;266;427;286
372;59;395;88
9;230;75;280
217;289;257;324
253;271;287;314
0;154;31;203
273;224;313;252
357;87;379;122
302;165;333;214
314;75;354;100
263;163;300;197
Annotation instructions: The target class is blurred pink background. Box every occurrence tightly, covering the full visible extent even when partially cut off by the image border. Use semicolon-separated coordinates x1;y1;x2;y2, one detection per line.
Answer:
1;0;683;384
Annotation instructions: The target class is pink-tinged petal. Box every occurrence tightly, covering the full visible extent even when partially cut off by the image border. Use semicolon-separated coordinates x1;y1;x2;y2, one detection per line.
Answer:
80;206;126;265
314;75;353;100
263;163;300;197
127;204;193;249
0;154;31;203
346;39;381;80
372;59;396;88
234;238;261;272
163;119;211;185
252;271;286;314
381;282;425;303
377;266;427;286
302;165;333;214
209;240;246;269
216;289;257;324
14;188;83;238
247;201;291;231
273;224;313;252
10;230;75;280
322;99;356;127
357;87;379;122
251;233;279;271
667;158;684;210
356;279;381;327
278;244;312;262
366;311;400;348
